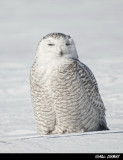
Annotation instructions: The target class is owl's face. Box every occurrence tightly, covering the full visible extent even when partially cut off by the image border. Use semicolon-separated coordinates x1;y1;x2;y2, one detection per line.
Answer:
36;33;78;63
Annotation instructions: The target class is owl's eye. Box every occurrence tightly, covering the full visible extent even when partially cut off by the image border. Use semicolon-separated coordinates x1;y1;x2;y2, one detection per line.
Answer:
66;43;71;46
48;44;55;46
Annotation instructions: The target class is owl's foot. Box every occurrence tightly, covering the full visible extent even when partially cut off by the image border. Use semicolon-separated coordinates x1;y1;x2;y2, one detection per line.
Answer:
51;125;86;134
37;125;52;135
51;125;67;134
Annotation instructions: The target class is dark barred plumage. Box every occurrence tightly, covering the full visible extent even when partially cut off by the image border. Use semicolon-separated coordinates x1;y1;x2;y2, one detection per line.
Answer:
43;33;70;40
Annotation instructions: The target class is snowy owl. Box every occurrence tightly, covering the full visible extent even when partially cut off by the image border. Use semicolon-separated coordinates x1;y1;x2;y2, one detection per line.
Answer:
30;33;109;135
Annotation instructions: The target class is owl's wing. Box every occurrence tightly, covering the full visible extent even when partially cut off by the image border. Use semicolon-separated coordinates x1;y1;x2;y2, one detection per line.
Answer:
30;61;55;134
76;60;108;130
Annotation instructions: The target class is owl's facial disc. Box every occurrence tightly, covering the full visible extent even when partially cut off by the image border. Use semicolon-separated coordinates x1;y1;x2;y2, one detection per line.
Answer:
45;38;72;56
36;33;78;61
44;36;77;58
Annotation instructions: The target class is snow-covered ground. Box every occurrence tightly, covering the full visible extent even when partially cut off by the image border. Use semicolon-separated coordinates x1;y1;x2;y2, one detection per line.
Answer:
0;0;123;153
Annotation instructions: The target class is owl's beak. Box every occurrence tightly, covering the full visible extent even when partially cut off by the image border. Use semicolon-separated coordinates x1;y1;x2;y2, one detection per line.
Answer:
57;47;64;56
59;51;64;56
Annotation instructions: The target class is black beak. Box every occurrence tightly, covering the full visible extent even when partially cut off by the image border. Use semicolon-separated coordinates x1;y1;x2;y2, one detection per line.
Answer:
60;51;63;56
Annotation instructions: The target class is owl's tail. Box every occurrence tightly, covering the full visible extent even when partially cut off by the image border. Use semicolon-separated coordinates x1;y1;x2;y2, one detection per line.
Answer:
98;123;109;131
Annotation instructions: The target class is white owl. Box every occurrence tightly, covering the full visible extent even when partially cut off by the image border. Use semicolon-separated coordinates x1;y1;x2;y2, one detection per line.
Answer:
30;33;109;135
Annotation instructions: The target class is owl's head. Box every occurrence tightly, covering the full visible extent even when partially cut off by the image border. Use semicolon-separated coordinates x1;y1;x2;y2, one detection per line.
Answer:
36;33;78;63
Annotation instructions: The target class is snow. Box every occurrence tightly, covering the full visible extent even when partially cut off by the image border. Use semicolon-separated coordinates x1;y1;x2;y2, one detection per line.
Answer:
0;130;123;153
0;0;123;153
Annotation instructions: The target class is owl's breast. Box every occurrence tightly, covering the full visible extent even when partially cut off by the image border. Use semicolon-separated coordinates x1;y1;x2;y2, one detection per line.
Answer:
47;60;83;105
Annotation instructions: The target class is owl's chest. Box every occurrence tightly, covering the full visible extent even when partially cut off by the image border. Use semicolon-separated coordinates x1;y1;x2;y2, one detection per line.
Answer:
36;60;82;96
46;63;83;98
